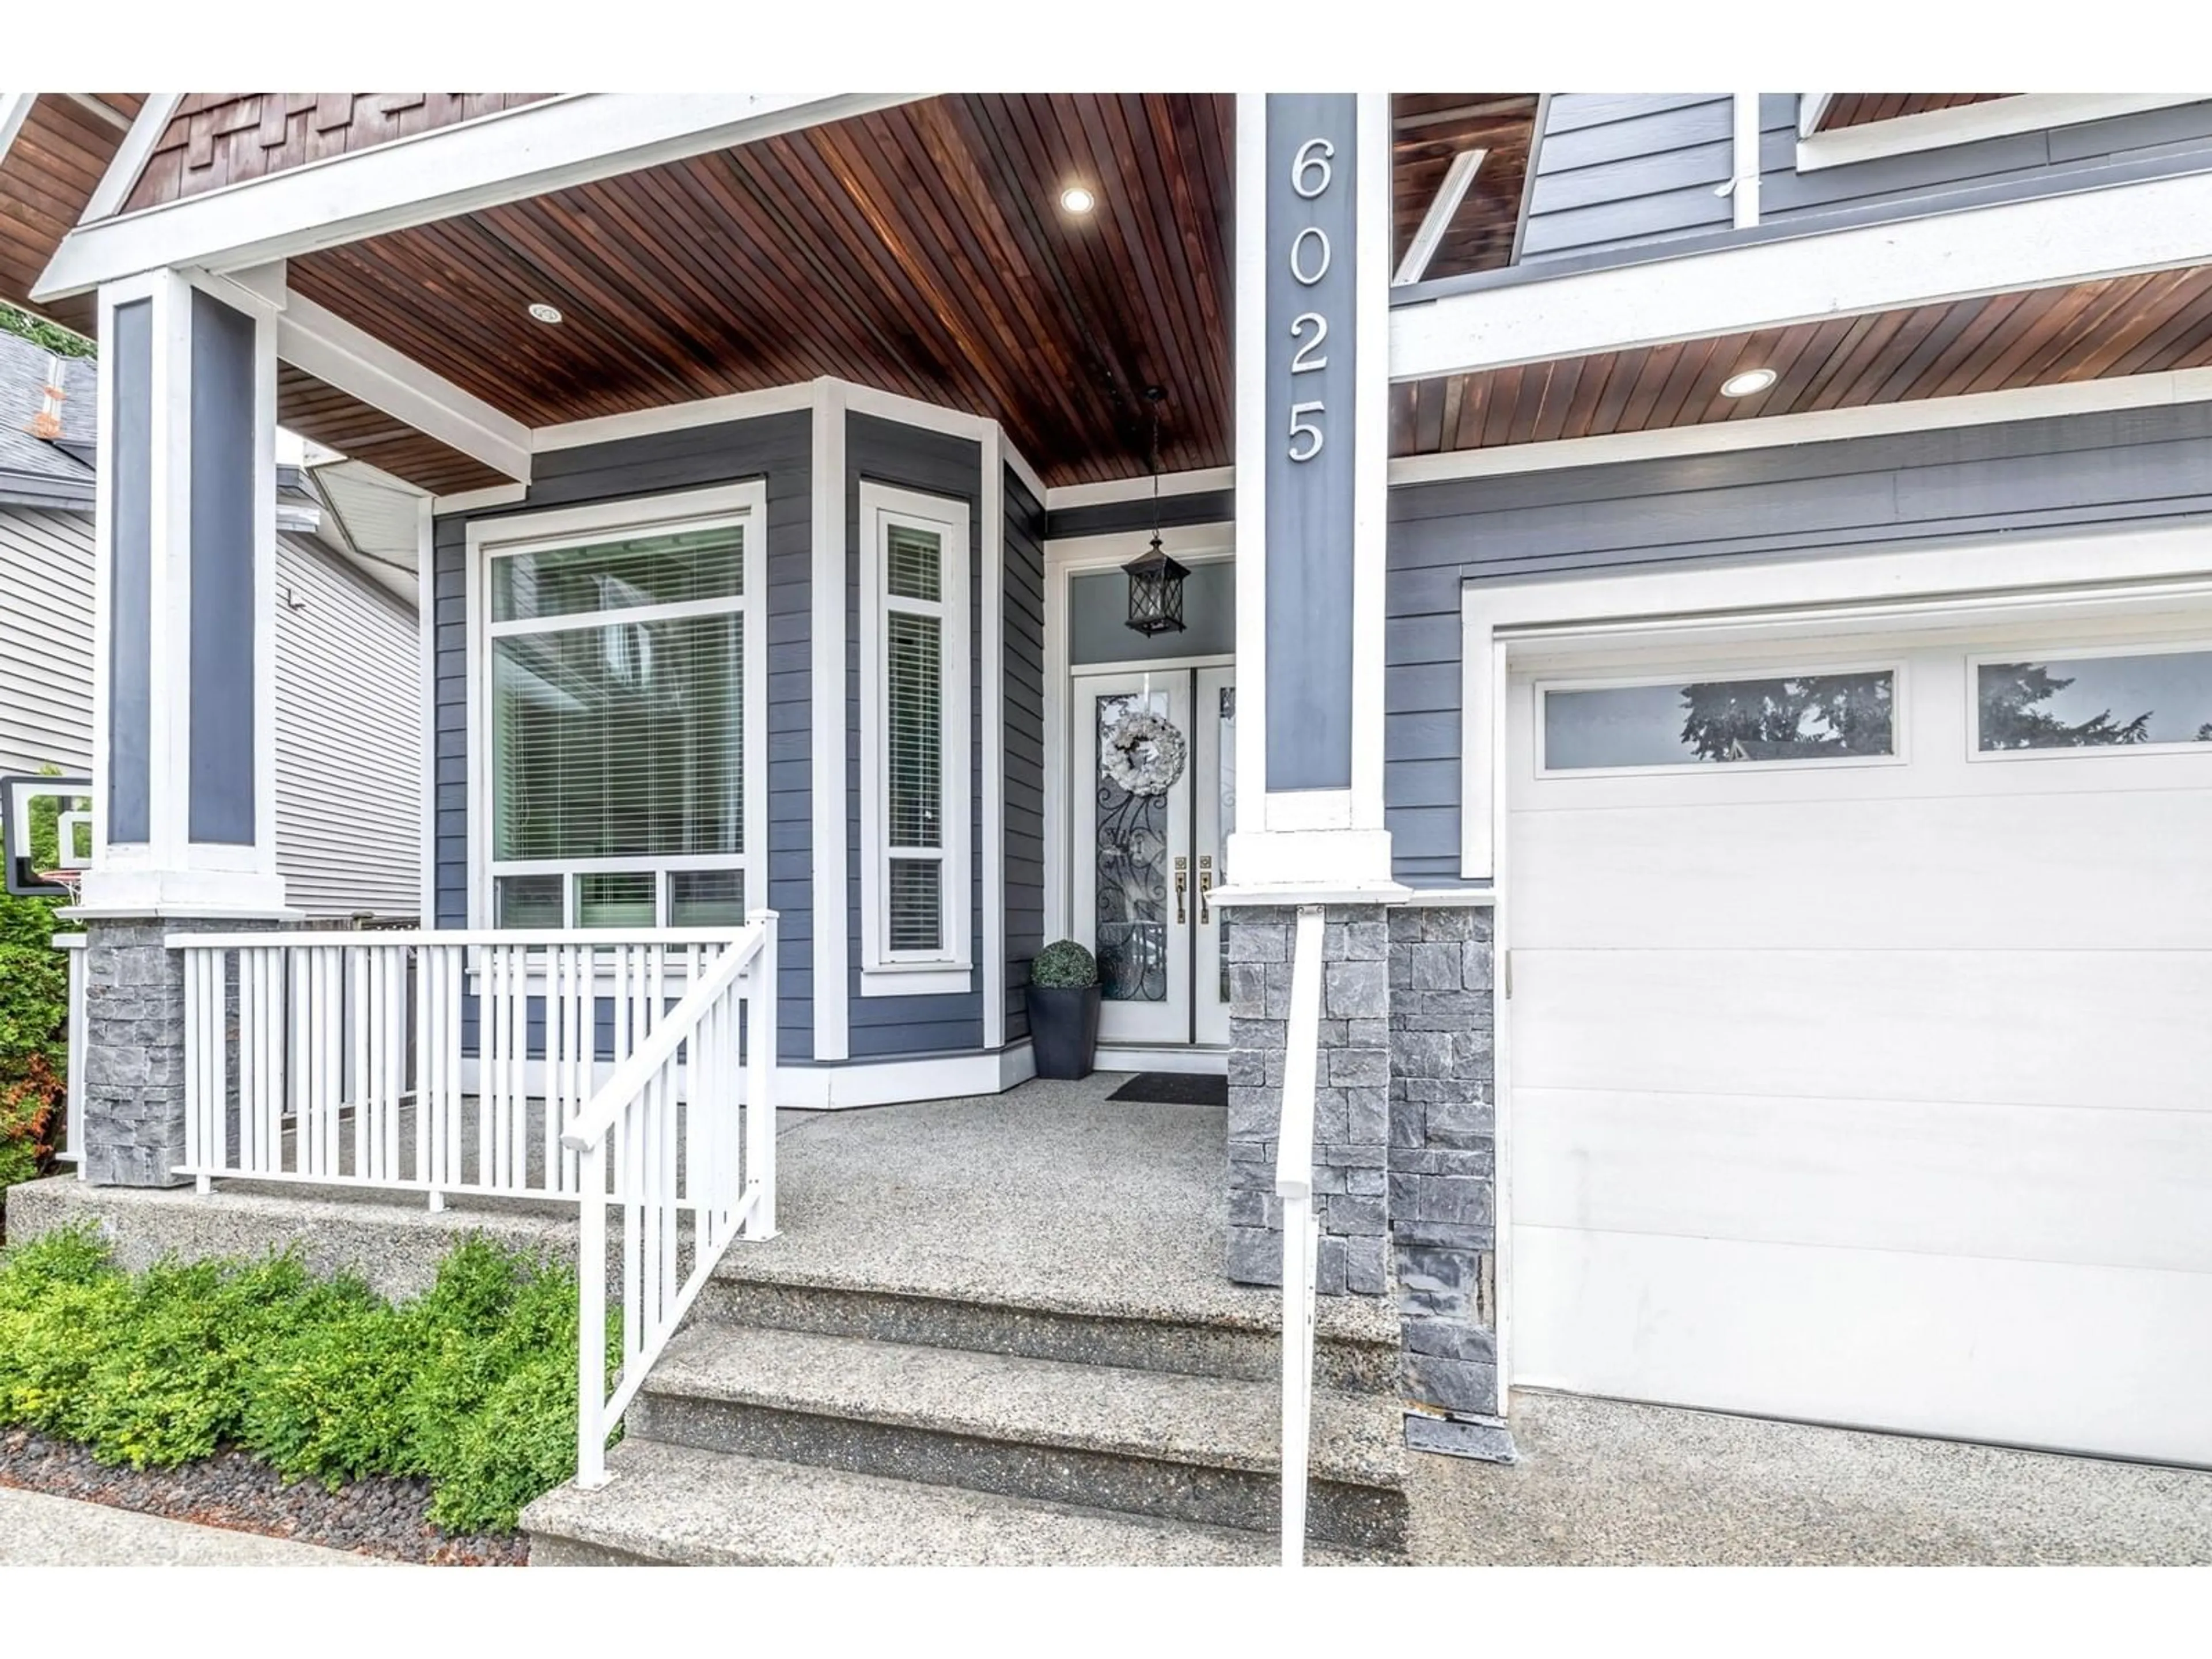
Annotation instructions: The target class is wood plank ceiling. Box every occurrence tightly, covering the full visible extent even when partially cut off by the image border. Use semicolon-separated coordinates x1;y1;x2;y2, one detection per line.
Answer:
1391;94;1539;283
0;95;141;336
287;95;1234;488
1818;94;2011;132
1391;266;2212;456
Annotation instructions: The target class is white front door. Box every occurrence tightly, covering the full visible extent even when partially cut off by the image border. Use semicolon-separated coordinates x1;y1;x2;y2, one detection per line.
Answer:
1072;667;1235;1048
1506;616;2212;1464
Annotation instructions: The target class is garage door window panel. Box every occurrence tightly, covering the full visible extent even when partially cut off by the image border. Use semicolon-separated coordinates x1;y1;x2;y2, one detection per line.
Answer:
1973;644;2212;758
1539;666;1900;775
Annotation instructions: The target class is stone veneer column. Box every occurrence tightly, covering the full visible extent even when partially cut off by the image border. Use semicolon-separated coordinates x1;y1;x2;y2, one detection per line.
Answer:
78;915;279;1187
1388;902;1504;1445
1225;904;1392;1296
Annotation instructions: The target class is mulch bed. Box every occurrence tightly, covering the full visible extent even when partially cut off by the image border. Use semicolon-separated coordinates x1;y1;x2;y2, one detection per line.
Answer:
0;1427;528;1565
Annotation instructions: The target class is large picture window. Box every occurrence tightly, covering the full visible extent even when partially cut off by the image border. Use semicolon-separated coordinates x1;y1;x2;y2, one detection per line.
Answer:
859;482;971;992
473;486;766;929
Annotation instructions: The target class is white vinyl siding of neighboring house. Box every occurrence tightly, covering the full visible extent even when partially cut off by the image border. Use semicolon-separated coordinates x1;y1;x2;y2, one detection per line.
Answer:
0;507;95;777
0;500;419;917
272;532;421;917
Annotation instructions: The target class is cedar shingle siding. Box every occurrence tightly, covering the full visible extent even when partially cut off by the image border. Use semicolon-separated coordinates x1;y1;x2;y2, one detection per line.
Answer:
122;94;552;211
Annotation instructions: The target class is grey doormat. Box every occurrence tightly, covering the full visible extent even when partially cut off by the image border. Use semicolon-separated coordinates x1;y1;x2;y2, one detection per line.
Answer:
1105;1071;1228;1107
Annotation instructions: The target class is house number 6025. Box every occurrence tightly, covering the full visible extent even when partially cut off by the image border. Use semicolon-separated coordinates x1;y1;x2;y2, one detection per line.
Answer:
1286;137;1335;463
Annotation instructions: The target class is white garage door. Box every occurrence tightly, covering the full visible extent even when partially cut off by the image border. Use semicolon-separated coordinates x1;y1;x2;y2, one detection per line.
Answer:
1506;616;2212;1465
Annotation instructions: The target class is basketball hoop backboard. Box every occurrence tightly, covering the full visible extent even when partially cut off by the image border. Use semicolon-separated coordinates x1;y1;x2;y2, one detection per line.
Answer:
2;775;93;898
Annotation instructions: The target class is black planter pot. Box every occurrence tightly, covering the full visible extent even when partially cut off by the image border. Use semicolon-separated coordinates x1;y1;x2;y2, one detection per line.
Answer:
1027;983;1103;1080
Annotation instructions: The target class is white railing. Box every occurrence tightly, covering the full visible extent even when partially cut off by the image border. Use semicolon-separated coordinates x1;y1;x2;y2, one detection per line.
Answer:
1275;904;1327;1569
169;926;762;1205
52;933;85;1173
568;912;777;1486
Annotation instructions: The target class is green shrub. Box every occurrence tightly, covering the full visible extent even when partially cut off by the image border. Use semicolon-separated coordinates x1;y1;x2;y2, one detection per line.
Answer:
0;1226;613;1532
1031;939;1099;990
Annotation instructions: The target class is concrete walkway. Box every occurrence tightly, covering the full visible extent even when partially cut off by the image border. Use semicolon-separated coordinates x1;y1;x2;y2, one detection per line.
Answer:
0;1487;399;1566
1406;1390;2212;1566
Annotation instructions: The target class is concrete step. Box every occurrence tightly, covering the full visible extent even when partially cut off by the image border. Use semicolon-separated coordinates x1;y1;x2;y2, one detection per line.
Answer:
522;1439;1383;1566
628;1321;1410;1553
693;1268;1400;1393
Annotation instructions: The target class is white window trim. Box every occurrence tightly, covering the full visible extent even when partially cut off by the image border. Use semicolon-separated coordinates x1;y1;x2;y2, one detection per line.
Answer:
1795;94;2203;173
1533;659;1908;780
1966;637;2212;764
464;481;769;931
858;480;972;995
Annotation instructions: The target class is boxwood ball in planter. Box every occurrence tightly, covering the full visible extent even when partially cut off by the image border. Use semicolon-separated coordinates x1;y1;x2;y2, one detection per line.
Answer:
1027;940;1102;1080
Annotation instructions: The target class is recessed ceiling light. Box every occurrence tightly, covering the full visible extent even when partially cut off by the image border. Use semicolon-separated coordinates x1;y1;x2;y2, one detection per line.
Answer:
528;302;563;325
1721;367;1777;398
1059;185;1096;215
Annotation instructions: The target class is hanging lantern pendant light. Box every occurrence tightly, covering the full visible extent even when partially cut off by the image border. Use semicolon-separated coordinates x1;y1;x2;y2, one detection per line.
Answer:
1124;388;1188;638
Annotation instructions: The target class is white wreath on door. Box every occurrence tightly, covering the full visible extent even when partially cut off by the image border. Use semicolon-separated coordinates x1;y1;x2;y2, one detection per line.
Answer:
1101;708;1187;797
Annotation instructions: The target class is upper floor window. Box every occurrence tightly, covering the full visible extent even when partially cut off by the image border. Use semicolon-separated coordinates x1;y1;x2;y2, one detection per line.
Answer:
858;481;971;992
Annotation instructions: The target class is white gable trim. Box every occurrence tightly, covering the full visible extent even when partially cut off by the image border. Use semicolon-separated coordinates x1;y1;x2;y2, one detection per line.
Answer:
0;94;33;170
82;93;184;222
35;94;921;302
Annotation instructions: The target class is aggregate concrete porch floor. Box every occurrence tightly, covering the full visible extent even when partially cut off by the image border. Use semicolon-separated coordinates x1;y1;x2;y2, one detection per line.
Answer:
738;1075;1393;1344
1404;1391;2212;1566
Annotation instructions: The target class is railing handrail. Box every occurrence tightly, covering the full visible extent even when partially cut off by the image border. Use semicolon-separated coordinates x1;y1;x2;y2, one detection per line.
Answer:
165;926;757;950
1274;903;1327;1570
560;915;770;1156
1275;906;1326;1200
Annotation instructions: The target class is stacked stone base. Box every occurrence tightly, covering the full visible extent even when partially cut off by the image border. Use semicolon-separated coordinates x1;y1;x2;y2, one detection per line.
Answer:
1224;897;1501;1437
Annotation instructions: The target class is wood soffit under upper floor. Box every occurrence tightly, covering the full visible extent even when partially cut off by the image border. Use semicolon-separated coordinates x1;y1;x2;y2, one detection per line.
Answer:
1816;94;2013;133
1391;265;2212;457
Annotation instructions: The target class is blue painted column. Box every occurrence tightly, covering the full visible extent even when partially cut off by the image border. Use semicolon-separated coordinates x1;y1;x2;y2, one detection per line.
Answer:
1226;93;1396;895
76;270;288;1187
81;269;287;916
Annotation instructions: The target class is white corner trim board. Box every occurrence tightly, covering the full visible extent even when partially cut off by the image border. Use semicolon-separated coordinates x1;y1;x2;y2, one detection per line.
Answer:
36;94;923;301
278;289;533;484
1796;93;2206;173
1387;364;2212;486
1391;164;2212;381
809;381;851;1060
1457;520;2212;878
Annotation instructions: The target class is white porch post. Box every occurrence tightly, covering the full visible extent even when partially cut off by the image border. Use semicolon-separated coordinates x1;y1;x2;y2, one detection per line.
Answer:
1221;95;1403;1298
75;266;289;1186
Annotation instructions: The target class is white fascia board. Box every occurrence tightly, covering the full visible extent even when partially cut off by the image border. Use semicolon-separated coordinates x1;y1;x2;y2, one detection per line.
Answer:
278;290;533;484
1385;364;2212;486
1044;464;1236;512
1390;165;2212;382
82;94;183;221
0;94;33;168
35;93;923;301
1797;94;2205;173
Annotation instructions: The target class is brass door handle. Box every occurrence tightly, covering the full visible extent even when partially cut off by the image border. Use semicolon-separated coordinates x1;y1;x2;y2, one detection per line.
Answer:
1198;869;1213;925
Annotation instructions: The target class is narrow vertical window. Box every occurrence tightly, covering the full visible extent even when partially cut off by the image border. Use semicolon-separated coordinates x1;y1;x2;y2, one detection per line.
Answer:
860;484;971;989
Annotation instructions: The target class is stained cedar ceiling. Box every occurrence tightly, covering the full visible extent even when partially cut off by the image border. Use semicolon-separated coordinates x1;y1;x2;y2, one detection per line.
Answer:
1392;94;1539;282
1817;94;2012;132
287;94;1234;488
1392;266;2212;456
123;94;552;211
0;96;141;336
276;364;509;497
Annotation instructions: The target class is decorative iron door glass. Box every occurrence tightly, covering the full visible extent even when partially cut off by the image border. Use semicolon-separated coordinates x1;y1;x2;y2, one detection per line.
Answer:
1540;668;1896;772
1073;668;1235;1048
